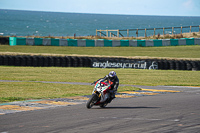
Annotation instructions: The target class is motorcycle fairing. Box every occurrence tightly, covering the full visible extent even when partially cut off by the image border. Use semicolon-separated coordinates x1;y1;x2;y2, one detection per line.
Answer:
93;81;111;104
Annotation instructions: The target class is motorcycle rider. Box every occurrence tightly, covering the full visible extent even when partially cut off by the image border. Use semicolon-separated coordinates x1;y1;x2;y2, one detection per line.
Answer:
101;71;119;102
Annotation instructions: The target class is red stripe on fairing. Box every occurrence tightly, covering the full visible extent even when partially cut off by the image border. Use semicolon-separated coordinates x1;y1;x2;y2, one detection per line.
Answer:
103;85;111;95
103;88;110;95
101;82;108;86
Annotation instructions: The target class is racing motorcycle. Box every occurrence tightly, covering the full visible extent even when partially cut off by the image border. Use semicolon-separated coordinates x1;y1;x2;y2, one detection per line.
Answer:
86;79;113;109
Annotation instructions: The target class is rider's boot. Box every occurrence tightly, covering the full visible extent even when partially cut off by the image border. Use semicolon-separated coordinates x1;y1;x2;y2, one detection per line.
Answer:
107;93;116;103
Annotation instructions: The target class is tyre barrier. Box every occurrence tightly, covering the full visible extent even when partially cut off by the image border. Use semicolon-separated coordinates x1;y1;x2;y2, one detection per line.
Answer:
0;37;9;45
0;55;199;71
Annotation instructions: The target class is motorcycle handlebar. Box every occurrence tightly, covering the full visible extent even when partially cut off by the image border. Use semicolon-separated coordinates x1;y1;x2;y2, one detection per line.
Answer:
91;81;97;85
91;79;105;85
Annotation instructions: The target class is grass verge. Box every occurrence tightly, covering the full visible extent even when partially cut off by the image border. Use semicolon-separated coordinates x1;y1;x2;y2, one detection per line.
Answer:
0;66;200;103
0;82;139;103
1;45;200;59
1;66;200;86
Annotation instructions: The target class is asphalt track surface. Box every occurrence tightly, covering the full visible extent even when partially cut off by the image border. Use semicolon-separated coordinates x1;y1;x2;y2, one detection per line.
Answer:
0;84;200;133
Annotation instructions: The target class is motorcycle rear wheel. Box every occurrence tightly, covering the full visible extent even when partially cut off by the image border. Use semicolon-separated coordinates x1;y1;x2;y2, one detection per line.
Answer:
86;94;98;109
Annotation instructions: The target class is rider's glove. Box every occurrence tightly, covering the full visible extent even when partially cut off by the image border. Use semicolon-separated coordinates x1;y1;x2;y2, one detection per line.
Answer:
91;81;96;85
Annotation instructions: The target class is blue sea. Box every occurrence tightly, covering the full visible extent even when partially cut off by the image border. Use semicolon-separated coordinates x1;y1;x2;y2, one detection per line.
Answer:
0;9;200;37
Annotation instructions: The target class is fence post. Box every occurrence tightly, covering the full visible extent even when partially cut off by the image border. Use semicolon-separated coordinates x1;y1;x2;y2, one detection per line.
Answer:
181;26;182;34
163;27;165;36
96;29;97;36
127;29;129;37
145;28;147;37
106;30;108;37
172;27;174;35
136;29;138;38
110;32;112;37
199;25;200;32
154;28;156;37
100;29;101;37
117;29;119;37
190;26;192;33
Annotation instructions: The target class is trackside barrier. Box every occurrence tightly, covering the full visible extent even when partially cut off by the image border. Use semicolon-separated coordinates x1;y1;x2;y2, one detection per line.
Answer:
153;40;162;47
162;39;171;46
9;37;200;47
34;38;43;46
112;40;121;47
186;38;194;45
77;39;86;47
95;39;103;47
51;38;59;46
137;40;146;47
129;40;137;47
104;40;112;47
9;37;26;46
0;55;200;71
87;39;95;47
43;38;51;46
0;37;9;44
59;39;68;46
26;38;34;45
146;40;154;47
170;39;179;46
178;38;186;45
67;39;77;46
195;38;200;45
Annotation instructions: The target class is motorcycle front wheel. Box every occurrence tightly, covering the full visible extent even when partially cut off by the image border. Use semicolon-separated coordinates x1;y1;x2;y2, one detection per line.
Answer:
86;94;98;109
100;103;108;108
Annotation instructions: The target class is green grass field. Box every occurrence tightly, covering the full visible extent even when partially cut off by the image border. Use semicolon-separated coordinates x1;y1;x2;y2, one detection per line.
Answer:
0;66;200;103
1;66;200;86
0;45;200;103
1;45;200;59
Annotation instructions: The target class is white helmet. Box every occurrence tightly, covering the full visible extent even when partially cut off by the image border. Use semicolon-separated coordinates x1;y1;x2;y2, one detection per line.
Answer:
108;71;116;79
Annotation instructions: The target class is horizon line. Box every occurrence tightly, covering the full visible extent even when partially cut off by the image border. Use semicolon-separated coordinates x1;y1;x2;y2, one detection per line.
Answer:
1;8;200;17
